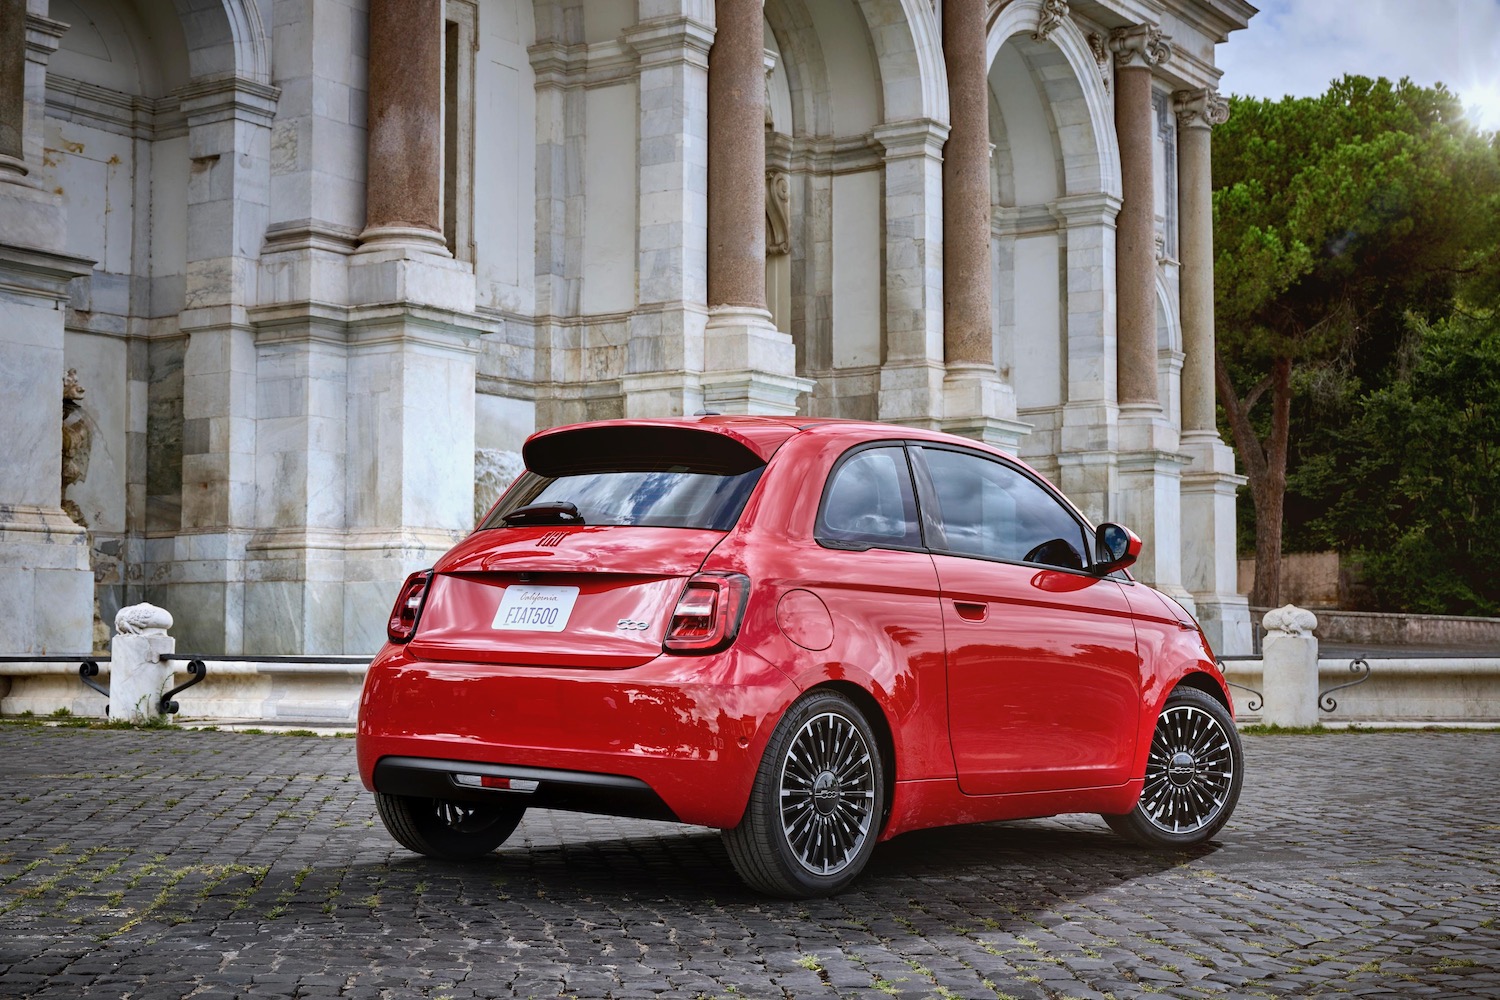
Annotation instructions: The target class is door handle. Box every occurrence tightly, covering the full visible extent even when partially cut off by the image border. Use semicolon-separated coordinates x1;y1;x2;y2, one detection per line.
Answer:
953;601;988;623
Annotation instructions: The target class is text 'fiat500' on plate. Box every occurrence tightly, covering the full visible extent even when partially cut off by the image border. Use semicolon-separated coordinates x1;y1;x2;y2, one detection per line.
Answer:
357;417;1242;897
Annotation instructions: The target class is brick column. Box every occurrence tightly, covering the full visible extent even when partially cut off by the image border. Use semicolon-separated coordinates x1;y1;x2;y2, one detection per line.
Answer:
359;0;448;254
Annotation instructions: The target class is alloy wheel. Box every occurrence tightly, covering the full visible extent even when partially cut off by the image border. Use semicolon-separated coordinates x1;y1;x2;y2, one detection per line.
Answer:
1140;704;1236;834
778;711;877;875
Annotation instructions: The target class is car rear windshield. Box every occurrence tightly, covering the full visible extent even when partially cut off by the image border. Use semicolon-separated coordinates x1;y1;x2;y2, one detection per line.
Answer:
480;426;767;531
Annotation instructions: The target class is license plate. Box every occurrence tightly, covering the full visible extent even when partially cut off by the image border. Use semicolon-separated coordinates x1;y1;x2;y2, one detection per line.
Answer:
491;585;580;632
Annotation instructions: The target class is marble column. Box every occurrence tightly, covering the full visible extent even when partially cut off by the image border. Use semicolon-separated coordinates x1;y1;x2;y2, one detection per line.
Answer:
1107;24;1187;601
1109;24;1168;410
0;3;94;654
703;0;810;414
1174;86;1251;655
359;0;447;254
938;0;1025;450
1174;87;1227;438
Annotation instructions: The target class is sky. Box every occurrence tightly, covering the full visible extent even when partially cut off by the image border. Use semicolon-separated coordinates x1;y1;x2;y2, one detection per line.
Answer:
1215;0;1500;131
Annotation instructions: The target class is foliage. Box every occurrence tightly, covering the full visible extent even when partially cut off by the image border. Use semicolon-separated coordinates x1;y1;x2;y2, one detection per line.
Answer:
1212;75;1500;606
1316;314;1500;614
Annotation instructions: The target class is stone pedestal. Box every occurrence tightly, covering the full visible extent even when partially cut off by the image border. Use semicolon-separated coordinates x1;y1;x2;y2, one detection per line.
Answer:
1261;605;1319;727
702;306;812;415
1182;431;1252;654
108;605;176;724
941;365;1030;453
1114;404;1189;598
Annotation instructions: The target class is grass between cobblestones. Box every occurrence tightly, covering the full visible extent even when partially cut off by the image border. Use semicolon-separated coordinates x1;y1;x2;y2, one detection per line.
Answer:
1;726;1498;998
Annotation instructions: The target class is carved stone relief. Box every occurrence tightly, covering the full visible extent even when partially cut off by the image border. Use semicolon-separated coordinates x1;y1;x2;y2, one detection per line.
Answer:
766;169;791;257
1032;0;1069;42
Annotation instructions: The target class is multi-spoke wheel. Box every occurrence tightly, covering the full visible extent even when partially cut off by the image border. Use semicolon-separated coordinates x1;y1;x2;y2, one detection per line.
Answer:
723;690;885;897
375;793;526;860
1103;686;1243;848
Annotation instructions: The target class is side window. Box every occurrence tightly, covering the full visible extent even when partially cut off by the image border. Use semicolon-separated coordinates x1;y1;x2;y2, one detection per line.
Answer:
918;447;1090;570
816;446;922;549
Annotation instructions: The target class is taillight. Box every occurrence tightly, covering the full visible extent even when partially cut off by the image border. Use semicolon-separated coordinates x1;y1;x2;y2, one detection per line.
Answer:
664;573;749;654
386;570;433;643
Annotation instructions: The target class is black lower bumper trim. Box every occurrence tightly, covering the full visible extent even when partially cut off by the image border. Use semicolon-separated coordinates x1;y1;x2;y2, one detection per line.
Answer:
372;756;680;823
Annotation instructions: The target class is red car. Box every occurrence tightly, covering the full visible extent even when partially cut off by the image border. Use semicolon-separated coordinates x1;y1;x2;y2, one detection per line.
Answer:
357;417;1242;897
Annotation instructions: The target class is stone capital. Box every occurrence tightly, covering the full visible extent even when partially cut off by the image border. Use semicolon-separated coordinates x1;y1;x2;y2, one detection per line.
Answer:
1109;24;1172;71
1173;87;1230;131
873;119;949;161
175;77;281;130
622;16;716;68
1049;192;1123;228
25;12;68;60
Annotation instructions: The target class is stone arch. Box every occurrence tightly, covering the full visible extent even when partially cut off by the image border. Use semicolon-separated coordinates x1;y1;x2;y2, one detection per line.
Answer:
853;0;947;124
765;0;880;137
1155;272;1181;354
986;0;1119;199
49;0;186;95
172;0;270;84
1155;273;1183;427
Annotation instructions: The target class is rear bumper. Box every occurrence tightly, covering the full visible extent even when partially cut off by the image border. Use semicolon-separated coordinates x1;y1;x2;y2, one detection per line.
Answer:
356;643;800;830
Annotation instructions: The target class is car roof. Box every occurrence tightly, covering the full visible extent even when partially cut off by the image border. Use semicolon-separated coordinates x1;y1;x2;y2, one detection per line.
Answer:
523;415;1012;464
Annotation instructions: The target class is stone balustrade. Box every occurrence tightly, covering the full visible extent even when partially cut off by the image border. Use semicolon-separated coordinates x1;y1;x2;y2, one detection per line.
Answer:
1;603;1497;728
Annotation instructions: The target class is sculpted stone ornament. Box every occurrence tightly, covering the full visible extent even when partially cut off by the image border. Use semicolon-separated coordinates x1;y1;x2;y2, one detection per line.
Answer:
1174;87;1230;130
1109;23;1172;70
1263;604;1318;637
1032;0;1069;42
765;169;791;256
61;369;91;527
1085;32;1111;93
115;603;174;636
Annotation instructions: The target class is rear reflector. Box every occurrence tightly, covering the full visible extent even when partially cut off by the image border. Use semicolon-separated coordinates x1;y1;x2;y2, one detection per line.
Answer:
665;572;750;654
453;774;540;793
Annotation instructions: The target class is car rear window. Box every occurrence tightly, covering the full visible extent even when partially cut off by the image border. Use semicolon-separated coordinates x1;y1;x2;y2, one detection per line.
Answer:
480;426;767;531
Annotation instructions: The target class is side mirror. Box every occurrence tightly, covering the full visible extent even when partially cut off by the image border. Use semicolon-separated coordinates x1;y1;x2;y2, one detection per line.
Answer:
1094;523;1142;575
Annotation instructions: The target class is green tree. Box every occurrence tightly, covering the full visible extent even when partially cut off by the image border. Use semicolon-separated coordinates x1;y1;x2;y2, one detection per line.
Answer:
1322;313;1500;614
1213;75;1500;606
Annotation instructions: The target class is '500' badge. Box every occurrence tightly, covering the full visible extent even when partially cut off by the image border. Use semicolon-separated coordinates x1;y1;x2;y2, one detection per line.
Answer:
617;619;650;631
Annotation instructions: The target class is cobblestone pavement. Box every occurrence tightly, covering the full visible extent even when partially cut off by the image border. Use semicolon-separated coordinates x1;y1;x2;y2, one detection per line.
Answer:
1;725;1497;1000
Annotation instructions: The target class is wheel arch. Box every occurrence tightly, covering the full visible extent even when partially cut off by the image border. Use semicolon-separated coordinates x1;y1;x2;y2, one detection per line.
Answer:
1169;669;1233;715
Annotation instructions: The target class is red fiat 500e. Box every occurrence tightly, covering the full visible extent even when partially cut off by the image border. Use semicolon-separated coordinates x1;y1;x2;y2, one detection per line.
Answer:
357;417;1242;897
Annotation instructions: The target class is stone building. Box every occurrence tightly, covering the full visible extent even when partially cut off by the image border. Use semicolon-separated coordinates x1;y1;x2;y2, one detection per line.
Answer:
0;0;1255;657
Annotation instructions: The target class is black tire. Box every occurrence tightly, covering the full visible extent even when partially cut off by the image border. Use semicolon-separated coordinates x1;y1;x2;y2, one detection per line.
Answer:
723;690;885;897
374;793;526;860
1103;686;1243;848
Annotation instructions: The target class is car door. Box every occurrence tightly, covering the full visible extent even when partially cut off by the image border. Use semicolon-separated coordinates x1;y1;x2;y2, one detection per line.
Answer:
911;445;1143;796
